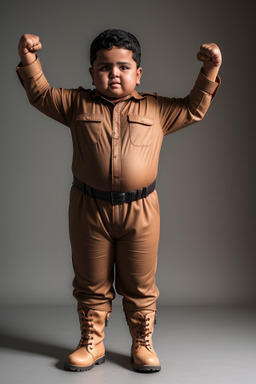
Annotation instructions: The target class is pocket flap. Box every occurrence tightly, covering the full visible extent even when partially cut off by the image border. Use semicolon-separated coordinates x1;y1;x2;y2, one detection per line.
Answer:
128;115;154;126
76;113;102;122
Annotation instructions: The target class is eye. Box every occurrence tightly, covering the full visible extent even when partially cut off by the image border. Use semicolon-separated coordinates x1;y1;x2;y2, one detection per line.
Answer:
120;65;129;70
99;66;110;71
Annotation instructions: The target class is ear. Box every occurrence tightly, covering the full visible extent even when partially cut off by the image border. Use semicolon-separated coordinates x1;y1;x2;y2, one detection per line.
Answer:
89;67;95;85
136;67;143;86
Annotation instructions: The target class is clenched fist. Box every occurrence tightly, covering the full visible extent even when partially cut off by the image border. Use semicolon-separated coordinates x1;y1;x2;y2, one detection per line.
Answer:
197;43;222;81
197;43;222;67
18;34;42;66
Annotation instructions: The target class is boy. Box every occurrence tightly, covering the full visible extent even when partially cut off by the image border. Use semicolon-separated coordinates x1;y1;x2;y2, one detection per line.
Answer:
16;29;221;373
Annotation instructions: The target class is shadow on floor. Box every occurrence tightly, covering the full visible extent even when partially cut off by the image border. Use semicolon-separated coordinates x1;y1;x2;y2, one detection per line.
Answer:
106;350;132;371
0;332;133;371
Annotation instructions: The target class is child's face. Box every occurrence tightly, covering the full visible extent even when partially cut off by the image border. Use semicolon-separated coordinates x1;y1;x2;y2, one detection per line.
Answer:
89;46;143;99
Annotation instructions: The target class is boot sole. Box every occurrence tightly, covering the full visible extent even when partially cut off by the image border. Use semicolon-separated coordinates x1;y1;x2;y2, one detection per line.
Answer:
64;356;105;372
131;357;161;372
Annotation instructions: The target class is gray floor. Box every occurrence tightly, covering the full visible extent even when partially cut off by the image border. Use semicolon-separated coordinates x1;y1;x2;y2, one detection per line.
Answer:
1;305;256;384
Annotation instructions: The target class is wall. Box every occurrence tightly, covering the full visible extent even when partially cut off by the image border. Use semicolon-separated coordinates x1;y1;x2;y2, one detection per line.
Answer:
1;0;255;305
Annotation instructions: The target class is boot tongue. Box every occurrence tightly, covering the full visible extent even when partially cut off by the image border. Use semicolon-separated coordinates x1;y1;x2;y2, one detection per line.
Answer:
79;307;93;317
138;310;155;318
86;308;94;316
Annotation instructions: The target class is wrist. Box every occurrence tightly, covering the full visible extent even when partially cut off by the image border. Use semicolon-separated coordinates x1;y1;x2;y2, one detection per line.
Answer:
19;51;37;66
202;63;220;82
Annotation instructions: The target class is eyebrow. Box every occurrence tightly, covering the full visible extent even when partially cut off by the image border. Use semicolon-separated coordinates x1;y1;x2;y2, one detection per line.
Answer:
96;61;131;66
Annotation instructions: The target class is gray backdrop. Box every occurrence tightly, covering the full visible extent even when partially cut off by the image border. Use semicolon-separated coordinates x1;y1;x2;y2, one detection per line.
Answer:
1;0;255;306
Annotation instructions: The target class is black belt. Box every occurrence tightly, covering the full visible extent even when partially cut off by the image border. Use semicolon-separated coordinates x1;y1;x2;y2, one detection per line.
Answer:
73;177;156;205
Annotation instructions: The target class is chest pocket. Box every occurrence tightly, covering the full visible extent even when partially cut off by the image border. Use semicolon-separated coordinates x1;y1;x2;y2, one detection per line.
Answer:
128;115;154;147
76;113;103;145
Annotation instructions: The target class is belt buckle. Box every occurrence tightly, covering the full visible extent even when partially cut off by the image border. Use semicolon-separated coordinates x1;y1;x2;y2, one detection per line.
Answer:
111;191;126;205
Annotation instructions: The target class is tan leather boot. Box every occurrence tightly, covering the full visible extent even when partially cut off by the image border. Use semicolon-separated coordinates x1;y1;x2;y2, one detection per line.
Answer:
64;308;110;371
126;310;161;372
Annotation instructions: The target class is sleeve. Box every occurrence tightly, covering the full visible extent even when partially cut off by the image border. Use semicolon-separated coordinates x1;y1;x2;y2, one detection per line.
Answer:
158;69;221;136
16;56;79;128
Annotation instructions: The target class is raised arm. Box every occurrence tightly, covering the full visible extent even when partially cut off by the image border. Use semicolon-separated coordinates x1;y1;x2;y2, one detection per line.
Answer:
17;34;78;128
159;43;221;135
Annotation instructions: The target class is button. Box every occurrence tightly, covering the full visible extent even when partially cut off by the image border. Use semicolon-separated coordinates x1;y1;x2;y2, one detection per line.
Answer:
112;132;119;139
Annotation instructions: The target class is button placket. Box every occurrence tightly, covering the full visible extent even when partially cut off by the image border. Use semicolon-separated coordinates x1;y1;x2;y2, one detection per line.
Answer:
111;105;121;191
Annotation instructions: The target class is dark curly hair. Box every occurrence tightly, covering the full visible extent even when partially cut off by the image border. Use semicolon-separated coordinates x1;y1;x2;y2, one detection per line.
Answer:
90;29;141;68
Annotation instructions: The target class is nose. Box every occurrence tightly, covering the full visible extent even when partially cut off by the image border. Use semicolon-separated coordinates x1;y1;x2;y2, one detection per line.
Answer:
110;66;119;78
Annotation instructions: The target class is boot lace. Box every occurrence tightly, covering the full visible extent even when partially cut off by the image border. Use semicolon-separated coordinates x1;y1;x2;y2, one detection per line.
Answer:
78;310;94;350
135;316;152;349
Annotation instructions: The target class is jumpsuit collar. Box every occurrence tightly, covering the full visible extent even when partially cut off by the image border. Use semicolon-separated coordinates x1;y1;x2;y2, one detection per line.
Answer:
91;89;146;103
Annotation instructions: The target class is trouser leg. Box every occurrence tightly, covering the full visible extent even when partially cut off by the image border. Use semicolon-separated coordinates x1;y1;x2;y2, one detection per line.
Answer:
69;186;115;312
114;190;161;372
115;190;160;313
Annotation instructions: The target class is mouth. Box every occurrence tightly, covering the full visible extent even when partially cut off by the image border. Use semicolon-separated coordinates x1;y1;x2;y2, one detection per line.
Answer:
109;82;121;86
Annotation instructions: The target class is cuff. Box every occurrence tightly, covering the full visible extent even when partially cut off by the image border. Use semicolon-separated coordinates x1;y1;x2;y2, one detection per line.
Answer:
16;55;42;80
195;68;221;95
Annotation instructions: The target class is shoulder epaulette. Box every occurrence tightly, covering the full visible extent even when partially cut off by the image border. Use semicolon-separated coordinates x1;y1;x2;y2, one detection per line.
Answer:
140;92;158;97
77;86;92;92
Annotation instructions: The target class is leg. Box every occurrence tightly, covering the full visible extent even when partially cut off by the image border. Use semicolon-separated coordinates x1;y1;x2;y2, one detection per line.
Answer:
115;190;160;313
69;185;115;312
66;186;114;371
115;190;161;372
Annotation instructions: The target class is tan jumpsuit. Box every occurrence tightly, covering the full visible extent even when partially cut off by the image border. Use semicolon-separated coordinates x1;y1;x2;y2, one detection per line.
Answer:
16;57;220;313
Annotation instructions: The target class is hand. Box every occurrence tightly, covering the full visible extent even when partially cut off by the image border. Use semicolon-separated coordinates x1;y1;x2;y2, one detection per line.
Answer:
197;43;222;67
18;34;42;65
197;43;222;82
